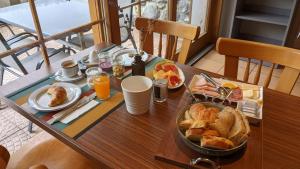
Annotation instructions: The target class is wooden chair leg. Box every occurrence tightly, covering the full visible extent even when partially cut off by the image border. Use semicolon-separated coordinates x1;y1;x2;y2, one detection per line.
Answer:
0;66;4;86
28;121;33;133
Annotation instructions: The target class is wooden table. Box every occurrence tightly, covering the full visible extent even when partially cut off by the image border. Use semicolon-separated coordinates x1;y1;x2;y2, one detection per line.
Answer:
1;44;300;169
0;0;90;36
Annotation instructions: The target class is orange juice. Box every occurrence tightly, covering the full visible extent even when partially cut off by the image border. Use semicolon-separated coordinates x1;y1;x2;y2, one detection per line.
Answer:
94;73;110;100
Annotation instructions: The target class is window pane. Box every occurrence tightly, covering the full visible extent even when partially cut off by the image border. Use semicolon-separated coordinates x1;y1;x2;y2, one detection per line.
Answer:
118;0;169;55
177;0;209;34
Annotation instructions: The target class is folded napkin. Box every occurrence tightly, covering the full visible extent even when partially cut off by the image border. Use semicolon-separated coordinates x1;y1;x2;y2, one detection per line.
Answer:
60;100;99;124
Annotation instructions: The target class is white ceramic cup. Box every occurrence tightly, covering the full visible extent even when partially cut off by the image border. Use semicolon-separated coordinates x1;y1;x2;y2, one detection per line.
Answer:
121;76;153;115
61;60;79;77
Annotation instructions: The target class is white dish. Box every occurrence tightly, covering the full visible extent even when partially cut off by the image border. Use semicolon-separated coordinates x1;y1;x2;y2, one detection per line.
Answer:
188;75;263;122
113;49;149;67
28;82;82;112
55;70;84;82
168;66;185;89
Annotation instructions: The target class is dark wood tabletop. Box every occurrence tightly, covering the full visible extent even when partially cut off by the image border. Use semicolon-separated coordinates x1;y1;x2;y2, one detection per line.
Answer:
1;44;300;169
0;0;90;36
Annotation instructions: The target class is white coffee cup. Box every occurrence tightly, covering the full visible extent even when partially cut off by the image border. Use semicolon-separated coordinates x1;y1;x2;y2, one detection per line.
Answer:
121;76;153;115
61;60;79;77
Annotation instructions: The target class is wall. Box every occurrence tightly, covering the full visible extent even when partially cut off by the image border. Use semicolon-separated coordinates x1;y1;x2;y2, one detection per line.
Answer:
219;0;236;37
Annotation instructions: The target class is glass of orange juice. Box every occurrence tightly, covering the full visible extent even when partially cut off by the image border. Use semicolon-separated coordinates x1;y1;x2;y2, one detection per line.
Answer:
93;72;110;100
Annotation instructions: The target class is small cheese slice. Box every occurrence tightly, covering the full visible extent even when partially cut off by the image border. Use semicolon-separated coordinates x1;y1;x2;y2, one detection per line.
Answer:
243;89;253;98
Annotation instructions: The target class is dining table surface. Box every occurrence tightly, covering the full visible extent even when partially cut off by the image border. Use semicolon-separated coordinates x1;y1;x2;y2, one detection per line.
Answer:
0;0;90;36
0;43;300;169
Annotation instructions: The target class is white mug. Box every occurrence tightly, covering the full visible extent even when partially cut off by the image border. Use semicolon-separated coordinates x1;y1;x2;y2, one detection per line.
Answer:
61;60;79;77
121;76;153;115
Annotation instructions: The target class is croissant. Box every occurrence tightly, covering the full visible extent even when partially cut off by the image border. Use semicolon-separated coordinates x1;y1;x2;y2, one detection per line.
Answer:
47;86;67;107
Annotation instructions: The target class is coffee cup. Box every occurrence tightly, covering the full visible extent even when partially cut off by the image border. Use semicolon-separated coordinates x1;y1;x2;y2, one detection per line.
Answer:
61;60;79;77
121;76;153;115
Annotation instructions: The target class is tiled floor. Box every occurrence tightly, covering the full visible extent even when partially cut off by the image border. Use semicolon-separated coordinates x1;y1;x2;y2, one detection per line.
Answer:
193;50;300;97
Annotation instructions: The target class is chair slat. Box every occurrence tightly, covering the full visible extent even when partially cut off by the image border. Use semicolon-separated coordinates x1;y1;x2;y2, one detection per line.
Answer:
254;60;263;85
135;17;200;63
224;55;239;80
158;33;162;56
276;67;300;94
243;58;250;82
171;36;178;61
264;63;275;88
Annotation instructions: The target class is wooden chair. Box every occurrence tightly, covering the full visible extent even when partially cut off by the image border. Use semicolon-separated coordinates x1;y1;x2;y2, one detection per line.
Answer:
0;132;98;169
216;37;300;94
135;17;200;64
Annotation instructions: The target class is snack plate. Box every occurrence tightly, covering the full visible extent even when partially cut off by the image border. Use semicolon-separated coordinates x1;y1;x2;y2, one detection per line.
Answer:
112;49;149;67
28;82;81;112
176;102;247;157
188;75;263;121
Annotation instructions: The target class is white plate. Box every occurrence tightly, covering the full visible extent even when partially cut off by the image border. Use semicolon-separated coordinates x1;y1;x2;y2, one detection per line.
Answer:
168;66;185;89
55;70;84;82
113;49;149;66
28;83;82;112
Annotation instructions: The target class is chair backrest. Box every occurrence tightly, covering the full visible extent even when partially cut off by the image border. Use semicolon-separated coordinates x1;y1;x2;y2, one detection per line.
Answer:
216;37;300;94
135;17;200;64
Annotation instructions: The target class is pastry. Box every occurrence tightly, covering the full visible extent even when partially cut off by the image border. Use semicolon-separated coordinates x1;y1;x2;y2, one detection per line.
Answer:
228;109;247;145
197;107;219;123
47;86;67;107
185;128;205;142
210;107;235;137
189;103;206;120
201;136;234;150
201;130;220;137
190;120;208;129
179;119;194;130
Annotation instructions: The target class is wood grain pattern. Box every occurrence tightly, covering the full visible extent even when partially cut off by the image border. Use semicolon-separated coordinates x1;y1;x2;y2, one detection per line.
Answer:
0;43;300;168
155;92;262;169
217;37;300;94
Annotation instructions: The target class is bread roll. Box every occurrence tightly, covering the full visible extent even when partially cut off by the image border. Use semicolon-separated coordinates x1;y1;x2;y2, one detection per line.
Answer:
210;107;235;137
186;128;205;142
197;107;219;123
189;103;206;120
179;119;194;130
228;109;247;145
202;130;220;137
201;136;234;150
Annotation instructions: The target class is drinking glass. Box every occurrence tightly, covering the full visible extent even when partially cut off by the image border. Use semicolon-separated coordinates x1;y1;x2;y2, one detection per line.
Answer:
153;79;168;103
94;72;110;100
98;52;112;72
112;56;125;78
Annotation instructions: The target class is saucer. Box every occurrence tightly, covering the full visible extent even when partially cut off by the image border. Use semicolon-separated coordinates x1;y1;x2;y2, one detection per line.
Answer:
55;70;85;82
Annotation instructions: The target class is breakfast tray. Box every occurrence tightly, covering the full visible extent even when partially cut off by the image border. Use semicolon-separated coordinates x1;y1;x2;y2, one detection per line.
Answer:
155;93;262;169
188;75;263;124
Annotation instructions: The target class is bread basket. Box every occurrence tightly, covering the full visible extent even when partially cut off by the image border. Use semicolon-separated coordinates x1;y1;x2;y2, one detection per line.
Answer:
176;102;247;156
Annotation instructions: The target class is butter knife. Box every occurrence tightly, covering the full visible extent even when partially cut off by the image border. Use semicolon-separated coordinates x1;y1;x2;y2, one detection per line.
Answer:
47;93;96;125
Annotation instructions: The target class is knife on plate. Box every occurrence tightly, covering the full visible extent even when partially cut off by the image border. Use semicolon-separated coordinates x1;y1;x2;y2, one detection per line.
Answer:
47;93;96;125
